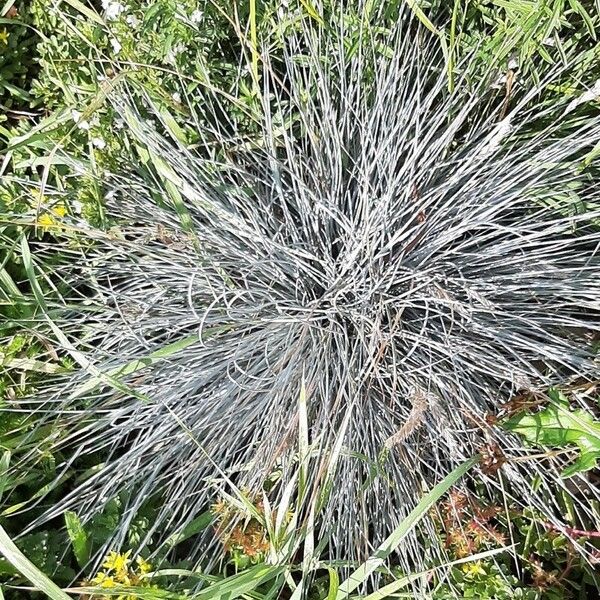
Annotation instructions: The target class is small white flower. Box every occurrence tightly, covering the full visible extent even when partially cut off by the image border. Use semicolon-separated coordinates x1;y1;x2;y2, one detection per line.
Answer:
92;137;106;149
115;118;125;129
71;200;83;215
126;13;140;28
190;9;203;23
110;37;122;54
172;92;182;103
73;112;91;131
102;1;126;21
166;42;186;65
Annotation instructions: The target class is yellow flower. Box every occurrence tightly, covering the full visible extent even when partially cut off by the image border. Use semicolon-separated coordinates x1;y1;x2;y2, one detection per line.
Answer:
0;28;8;45
136;556;152;575
91;571;117;588
102;550;131;575
37;213;56;228
51;203;67;218
462;560;486;577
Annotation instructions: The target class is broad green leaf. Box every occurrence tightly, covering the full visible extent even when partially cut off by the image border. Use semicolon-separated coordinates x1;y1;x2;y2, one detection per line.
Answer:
504;388;600;477
64;511;91;569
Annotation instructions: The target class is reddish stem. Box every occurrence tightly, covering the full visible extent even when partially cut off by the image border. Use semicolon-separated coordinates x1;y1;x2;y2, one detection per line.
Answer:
544;522;600;538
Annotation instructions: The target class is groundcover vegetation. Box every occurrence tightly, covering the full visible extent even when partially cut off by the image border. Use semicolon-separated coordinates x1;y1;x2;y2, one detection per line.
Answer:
1;0;600;598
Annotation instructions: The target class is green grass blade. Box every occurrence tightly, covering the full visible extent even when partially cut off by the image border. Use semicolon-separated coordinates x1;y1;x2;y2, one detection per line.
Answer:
68;332;204;399
20;236;152;405
0;452;10;504
20;236;230;404
249;0;259;93
333;456;478;598
404;0;440;35
194;564;285;600
62;0;105;26
325;566;339;600
0;525;73;600
361;544;513;600
1;357;66;374
299;0;325;25
567;0;597;38
1;1;15;16
0;268;22;300
164;511;213;549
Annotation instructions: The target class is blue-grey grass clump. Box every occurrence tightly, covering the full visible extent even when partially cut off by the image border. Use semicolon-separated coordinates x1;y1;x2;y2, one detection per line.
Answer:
17;3;600;571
